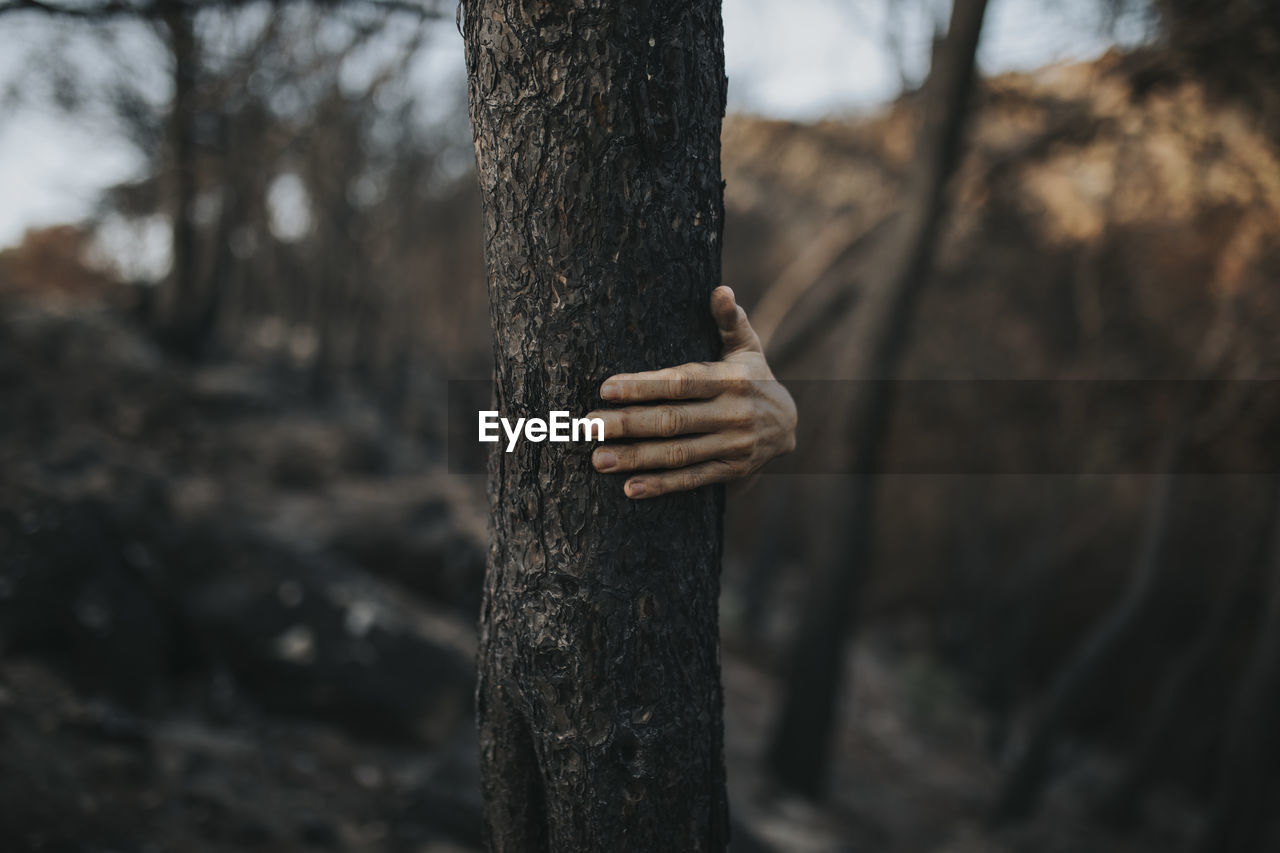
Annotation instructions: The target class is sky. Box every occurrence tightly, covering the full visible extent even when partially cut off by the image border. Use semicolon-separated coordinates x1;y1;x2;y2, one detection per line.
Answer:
0;0;1151;252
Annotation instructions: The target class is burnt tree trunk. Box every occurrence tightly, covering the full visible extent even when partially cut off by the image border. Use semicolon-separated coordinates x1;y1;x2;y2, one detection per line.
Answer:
765;0;989;797
1096;493;1262;829
993;455;1182;823
159;1;201;357
462;2;730;851
1195;482;1280;853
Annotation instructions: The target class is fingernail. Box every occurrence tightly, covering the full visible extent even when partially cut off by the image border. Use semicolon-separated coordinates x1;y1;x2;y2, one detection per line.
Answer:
625;480;646;498
601;381;620;400
594;450;617;471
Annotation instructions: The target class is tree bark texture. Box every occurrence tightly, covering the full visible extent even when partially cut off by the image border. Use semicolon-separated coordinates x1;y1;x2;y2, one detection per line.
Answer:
462;3;729;851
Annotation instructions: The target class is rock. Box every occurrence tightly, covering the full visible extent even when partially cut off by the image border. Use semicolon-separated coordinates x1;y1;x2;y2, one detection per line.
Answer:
177;526;474;744
327;494;486;612
0;489;177;710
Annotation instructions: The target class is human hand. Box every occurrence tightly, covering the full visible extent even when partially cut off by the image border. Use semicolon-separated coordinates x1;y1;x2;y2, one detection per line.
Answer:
587;286;798;499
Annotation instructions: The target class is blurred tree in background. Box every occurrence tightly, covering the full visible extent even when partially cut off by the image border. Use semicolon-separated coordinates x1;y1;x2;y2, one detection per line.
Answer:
2;0;489;394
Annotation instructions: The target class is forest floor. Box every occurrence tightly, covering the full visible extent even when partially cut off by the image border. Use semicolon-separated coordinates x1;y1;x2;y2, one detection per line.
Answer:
0;293;1205;852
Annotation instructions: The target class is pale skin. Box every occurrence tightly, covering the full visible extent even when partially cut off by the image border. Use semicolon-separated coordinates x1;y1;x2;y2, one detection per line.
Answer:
588;285;798;499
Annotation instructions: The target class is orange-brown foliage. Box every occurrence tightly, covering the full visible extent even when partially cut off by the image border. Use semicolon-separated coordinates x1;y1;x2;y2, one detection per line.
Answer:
0;226;118;303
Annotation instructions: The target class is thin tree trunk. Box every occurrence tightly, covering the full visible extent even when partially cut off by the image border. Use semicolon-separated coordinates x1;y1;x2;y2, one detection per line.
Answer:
738;483;795;646
160;1;200;356
194;180;239;355
992;454;1182;823
765;0;989;798
1096;497;1257;829
462;3;730;850
978;508;1110;757
1195;482;1280;853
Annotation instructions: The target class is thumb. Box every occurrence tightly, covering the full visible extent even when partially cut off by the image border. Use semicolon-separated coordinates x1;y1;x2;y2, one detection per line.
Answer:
712;285;762;355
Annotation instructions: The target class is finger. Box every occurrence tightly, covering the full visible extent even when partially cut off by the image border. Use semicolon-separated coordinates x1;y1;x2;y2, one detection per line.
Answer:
711;285;762;355
592;433;748;474
585;400;746;440
623;460;739;499
599;362;724;402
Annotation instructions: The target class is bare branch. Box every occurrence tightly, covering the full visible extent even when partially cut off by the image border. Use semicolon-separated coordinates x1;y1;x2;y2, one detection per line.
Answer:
0;0;451;21
0;0;155;19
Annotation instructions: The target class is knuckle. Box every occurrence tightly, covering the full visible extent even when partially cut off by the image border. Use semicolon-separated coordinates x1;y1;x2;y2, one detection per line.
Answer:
730;407;755;429
657;406;682;436
667;442;690;468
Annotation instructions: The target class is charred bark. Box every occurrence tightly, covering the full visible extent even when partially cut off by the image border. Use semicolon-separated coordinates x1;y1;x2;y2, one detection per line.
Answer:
462;2;730;850
765;0;990;798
